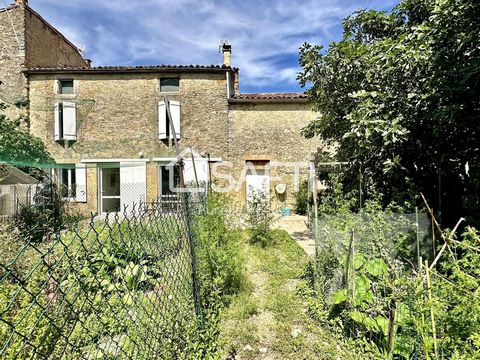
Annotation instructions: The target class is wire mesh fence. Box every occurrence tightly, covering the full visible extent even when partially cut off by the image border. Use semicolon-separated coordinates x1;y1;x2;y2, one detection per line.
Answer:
0;172;206;359
312;210;480;358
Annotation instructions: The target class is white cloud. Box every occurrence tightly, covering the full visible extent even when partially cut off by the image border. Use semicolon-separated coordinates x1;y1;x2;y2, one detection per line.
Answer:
30;0;398;92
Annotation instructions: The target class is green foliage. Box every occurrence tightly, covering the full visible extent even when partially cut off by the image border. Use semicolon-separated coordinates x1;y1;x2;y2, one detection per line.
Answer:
193;192;247;306
299;0;480;224
312;204;480;358
0;101;53;167
294;179;311;215
245;193;276;247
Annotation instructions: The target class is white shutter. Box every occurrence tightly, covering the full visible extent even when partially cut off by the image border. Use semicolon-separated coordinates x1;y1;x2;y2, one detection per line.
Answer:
158;101;167;139
120;162;146;214
170;100;181;139
75;164;87;202
183;158;209;185
54;102;61;140
62;101;77;140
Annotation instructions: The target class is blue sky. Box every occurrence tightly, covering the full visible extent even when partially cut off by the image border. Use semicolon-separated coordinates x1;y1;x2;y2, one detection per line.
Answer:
30;0;397;93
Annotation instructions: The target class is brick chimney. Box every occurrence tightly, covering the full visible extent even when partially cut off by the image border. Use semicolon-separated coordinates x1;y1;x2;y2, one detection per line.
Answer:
221;42;232;66
15;0;28;6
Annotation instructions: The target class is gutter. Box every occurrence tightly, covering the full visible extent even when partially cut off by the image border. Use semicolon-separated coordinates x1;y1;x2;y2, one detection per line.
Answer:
228;97;309;104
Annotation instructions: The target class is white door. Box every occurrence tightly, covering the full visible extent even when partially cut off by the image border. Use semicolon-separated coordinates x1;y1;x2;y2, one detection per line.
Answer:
99;163;121;213
120;162;147;213
246;168;270;205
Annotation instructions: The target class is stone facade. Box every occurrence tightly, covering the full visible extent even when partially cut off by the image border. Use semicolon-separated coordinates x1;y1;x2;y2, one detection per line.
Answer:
227;101;320;209
0;3;85;121
28;71;230;161
0;5;27;119
1;2;323;214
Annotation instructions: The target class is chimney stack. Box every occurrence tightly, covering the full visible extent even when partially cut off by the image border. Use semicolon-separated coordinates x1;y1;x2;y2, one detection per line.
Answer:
220;42;232;66
84;59;92;68
15;0;28;6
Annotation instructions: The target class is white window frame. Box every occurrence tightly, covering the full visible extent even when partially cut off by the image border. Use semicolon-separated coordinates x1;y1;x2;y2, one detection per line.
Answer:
57;164;87;202
58;167;76;201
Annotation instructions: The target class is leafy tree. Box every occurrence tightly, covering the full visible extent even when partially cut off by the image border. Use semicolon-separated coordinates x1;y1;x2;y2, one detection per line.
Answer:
299;0;480;225
0;98;53;172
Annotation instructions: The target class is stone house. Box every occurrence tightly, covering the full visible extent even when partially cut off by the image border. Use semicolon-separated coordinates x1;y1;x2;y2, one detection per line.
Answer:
0;0;320;214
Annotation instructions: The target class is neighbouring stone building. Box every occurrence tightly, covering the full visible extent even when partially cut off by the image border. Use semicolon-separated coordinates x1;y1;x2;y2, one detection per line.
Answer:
0;0;320;214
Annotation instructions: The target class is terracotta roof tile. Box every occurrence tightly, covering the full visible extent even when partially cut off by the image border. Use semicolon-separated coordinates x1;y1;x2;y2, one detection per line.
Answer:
229;93;309;102
25;64;238;73
232;93;308;100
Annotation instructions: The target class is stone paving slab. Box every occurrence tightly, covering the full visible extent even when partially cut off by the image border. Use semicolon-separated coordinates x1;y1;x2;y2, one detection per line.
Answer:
273;215;315;257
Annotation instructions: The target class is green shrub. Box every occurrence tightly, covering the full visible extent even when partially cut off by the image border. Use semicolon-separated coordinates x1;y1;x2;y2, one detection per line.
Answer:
294;179;311;215
245;193;275;247
192;192;247;304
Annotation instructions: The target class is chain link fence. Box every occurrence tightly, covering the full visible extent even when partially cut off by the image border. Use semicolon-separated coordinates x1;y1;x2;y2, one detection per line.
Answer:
313;210;480;358
0;171;205;358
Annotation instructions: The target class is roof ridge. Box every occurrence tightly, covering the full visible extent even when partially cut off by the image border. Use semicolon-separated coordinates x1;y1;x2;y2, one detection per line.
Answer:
25;64;239;73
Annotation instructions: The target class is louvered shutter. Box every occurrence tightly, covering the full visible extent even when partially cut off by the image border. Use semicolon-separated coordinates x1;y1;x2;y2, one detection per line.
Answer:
169;100;181;139
62;101;77;140
54;102;61;140
158;101;167;139
75;164;87;202
120;162;147;214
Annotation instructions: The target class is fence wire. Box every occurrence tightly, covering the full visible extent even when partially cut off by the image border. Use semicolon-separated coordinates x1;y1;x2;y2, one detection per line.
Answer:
0;178;205;359
313;211;480;359
314;212;429;356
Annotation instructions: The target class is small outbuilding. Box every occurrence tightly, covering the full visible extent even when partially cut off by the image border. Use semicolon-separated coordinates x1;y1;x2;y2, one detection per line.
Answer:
0;165;39;217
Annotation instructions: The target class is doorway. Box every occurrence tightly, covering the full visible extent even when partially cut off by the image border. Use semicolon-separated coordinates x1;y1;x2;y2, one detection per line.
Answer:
245;161;270;205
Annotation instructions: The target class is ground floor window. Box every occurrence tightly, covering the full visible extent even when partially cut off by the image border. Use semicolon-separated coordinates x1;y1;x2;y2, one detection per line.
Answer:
60;167;76;198
98;162;147;214
159;165;180;195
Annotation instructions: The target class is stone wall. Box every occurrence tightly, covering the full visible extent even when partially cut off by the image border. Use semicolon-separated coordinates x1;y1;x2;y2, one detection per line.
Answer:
28;71;230;162
24;8;85;68
0;4;85;123
227;101;321;210
0;6;27;120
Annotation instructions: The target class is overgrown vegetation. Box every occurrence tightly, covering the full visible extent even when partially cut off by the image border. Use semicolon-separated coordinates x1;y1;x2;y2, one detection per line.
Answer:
1;191;246;359
245;192;276;247
294;179;311;215
303;200;480;358
299;0;480;226
220;229;366;359
0;99;53;170
187;192;248;358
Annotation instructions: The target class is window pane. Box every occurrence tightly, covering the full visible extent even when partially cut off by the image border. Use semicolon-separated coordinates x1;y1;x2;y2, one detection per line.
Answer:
102;167;120;197
70;168;76;197
161;165;180;194
61;169;69;197
160;78;179;92
60;80;74;94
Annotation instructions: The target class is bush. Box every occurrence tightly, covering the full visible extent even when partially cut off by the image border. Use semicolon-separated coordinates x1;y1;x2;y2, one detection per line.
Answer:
245;192;275;247
294;180;311;215
193;192;247;304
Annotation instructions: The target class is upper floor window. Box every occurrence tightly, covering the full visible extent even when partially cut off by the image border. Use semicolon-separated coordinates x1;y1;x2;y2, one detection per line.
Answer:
59;79;74;94
160;77;179;93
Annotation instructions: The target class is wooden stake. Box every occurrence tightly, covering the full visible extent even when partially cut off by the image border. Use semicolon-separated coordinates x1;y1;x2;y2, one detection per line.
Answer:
387;299;396;353
425;260;438;360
